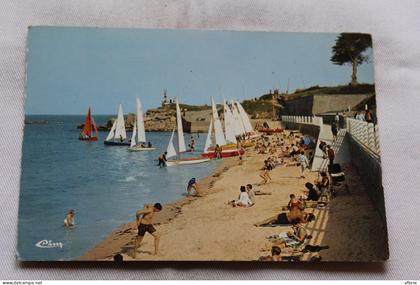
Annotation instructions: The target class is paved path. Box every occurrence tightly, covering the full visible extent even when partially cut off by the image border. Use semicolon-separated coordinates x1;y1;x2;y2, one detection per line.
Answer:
311;124;347;172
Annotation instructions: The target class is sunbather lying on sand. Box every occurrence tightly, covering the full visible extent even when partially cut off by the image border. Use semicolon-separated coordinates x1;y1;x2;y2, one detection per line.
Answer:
254;209;315;226
247;184;272;196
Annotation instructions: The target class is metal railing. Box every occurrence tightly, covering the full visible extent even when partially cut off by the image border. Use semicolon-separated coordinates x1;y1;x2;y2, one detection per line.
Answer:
346;118;380;158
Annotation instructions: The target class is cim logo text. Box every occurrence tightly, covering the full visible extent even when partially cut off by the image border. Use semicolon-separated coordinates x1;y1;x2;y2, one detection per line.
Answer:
35;240;63;249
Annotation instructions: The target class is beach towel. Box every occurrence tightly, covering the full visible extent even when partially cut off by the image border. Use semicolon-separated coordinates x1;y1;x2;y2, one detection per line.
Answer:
266;232;302;248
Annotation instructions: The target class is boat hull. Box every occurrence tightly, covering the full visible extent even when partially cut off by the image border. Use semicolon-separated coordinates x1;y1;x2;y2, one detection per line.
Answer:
202;148;245;158
166;157;211;166
104;141;130;146
79;136;98;141
258;128;284;134
128;145;156;151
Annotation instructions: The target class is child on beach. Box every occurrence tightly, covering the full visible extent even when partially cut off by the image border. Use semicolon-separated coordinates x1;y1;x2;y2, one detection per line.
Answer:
134;203;162;258
259;160;272;184
287;194;302;211
298;151;310;178
186;178;201;196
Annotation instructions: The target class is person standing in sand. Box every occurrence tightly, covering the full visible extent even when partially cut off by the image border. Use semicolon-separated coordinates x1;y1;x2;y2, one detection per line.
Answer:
64;209;76;227
259;160;272;184
134;203;162;258
298;151;309;178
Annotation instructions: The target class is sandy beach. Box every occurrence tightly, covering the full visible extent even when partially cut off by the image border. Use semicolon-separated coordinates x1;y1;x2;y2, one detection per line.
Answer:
80;131;388;262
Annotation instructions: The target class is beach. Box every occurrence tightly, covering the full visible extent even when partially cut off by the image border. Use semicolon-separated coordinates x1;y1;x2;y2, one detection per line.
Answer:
80;131;388;262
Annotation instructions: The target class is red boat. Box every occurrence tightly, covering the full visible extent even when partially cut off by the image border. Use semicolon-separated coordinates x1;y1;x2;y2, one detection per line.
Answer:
79;106;99;141
258;128;284;134
202;148;245;159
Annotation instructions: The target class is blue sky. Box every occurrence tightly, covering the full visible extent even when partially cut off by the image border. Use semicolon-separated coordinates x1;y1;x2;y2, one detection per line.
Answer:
25;27;374;115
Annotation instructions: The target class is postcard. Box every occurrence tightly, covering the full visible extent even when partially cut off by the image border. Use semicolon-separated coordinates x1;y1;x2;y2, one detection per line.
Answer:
18;27;388;261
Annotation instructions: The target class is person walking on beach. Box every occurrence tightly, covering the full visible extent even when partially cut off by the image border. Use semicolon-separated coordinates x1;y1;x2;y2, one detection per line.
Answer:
157;152;167;167
298;151;309;178
64;209;76;227
134;203;163;258
259;160;272;184
186;177;201;196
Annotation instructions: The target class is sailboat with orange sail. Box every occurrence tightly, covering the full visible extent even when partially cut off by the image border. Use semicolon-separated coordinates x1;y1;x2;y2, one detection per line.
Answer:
79;106;99;141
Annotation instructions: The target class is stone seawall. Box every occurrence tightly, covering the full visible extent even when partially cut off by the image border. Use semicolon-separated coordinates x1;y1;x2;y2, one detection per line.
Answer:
281;121;320;140
347;135;386;221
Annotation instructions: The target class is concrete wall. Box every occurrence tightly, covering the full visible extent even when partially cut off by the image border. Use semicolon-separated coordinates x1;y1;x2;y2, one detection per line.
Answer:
347;134;386;220
282;95;314;116
282;93;373;116
313;94;372;114
282;121;320;140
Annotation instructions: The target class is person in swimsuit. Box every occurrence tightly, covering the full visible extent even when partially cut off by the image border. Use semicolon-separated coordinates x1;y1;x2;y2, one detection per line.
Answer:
64;209;76;227
259;160;272;184
134;203;162;258
254;210;315;226
287;194;302;211
287;221;312;244
186;178;200;196
215;144;222;159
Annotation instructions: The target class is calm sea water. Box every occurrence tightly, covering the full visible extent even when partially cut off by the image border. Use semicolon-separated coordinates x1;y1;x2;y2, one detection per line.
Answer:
18;115;220;261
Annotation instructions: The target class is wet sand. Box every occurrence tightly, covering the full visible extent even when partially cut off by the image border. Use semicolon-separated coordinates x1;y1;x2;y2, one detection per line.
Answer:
80;132;388;262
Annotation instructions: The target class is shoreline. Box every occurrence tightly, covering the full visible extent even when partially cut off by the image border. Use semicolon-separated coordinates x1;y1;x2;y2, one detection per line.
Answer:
79;157;237;261
80;130;388;262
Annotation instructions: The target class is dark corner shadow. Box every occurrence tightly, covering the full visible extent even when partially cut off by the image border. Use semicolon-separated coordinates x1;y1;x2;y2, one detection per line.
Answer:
17;260;387;274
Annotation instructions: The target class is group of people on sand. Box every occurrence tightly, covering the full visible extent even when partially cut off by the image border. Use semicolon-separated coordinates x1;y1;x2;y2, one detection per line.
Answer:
115;128;331;261
228;184;272;208
255;183;332;261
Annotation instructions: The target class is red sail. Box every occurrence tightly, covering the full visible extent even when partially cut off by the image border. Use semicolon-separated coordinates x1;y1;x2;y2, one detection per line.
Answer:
82;107;92;137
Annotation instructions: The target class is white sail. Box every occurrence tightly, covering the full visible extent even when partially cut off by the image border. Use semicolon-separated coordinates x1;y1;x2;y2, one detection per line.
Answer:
231;100;246;136
204;118;214;152
130;121;137;148
105;120;117;141
236;101;254;133
211;97;226;146
136;97;146;143
166;129;177;159
114;104;127;140
223;100;237;144
175;99;187;153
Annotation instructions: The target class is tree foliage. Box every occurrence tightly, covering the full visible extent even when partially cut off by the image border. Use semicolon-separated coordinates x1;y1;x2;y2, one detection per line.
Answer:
331;33;372;85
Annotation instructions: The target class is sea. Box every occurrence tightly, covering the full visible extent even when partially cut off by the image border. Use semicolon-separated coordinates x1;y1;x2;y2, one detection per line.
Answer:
18;115;220;261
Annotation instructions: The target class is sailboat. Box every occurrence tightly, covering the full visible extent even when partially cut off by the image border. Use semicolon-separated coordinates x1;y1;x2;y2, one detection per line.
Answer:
79;106;99;141
202;97;245;158
166;99;211;166
128;97;156;151
104;104;130;146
